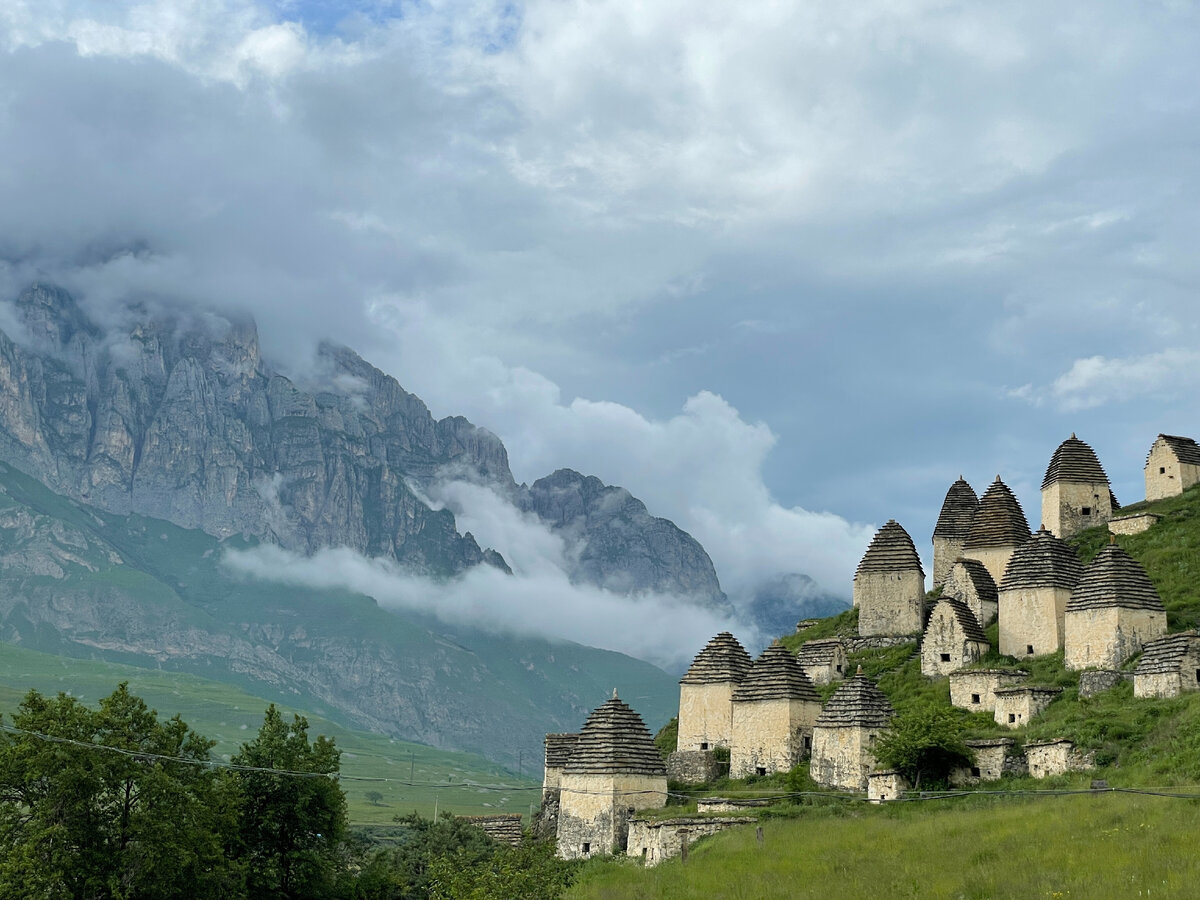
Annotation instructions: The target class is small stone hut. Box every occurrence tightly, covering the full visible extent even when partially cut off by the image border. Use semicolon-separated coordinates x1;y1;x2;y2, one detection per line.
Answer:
949;669;1029;712
1133;631;1200;699
867;770;909;803
627;815;751;867
1064;543;1167;671
810;673;895;791
1041;434;1115;539
1025;739;1093;779
951;737;1015;784
921;598;989;677
1145;434;1200;501
993;686;1062;728
556;693;667;860
943;557;998;627
458;815;523;846
796;638;848;685
996;527;1084;659
962;476;1032;586
853;520;925;637
932;477;979;588
730;642;822;778
677;632;753;752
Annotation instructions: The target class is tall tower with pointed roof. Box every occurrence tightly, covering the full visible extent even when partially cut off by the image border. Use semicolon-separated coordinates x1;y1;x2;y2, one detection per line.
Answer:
1145;434;1200;501
932;478;979;588
1064;544;1166;670
677;632;753;752
810;673;895;790
1041;434;1115;539
962;476;1032;586
555;693;668;859
730;642;822;778
997;527;1083;658
853;520;925;637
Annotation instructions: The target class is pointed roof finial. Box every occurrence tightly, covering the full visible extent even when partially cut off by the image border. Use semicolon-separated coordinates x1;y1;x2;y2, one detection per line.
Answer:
612;688;618;700
856;664;863;675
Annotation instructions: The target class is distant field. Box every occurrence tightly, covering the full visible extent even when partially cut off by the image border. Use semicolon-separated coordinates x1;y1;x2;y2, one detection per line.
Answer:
568;791;1200;899
0;641;540;824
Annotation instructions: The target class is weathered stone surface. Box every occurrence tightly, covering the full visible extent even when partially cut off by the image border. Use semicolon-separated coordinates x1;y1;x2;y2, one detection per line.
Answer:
667;750;723;784
867;770;908;802
678;633;753;752
962;477;1031;585
1079;669;1130;698
997;528;1083;658
948;669;1028;712
854;520;924;636
811;675;894;791
1024;739;1094;779
627;816;752;867
943;558;998;627
1133;632;1200;699
796;638;847;685
921;598;989;677
1064;544;1167;670
458;815;523;846
950;738;1014;785
993;686;1062;729
1041;434;1114;539
1145;434;1200;501
1109;513;1160;536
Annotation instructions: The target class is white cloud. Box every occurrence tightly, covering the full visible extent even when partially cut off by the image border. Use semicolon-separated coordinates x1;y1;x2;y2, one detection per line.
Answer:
1010;348;1200;412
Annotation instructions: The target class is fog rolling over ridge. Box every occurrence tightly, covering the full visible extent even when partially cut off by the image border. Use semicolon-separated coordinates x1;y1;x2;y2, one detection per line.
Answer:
0;284;847;668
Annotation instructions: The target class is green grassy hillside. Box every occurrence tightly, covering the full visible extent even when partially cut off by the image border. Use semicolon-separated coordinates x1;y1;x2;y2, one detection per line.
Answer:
0;640;539;824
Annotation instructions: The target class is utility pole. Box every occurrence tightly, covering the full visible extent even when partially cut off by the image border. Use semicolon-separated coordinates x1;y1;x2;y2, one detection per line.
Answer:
518;749;523;779
410;751;415;784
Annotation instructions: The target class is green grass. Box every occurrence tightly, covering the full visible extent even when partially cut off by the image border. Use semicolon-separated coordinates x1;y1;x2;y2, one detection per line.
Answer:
568;792;1200;899
0;641;539;825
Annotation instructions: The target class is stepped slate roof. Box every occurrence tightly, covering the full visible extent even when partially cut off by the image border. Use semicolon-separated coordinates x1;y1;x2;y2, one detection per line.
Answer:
963;477;1031;550
934;478;979;539
1066;544;1164;613
680;632;754;685
544;733;580;769
797;638;845;667
997;528;1084;592
1134;632;1200;675
946;558;998;605
562;694;667;777
1149;434;1200;467
930;597;988;644
1042;434;1110;488
815;674;895;729
732;642;821;703
855;520;923;578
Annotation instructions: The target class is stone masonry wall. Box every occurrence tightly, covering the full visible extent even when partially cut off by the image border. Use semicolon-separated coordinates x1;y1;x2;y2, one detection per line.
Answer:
677;682;736;751
855;570;925;636
944;563;998;626
1065;607;1167;671
994;689;1060;729
1079;669;1130;698
627;816;752;867
811;725;881;791
962;545;1018;590
998;586;1071;658
921;605;988;677
932;536;965;589
667;750;722;784
1146;443;1200;501
1109;514;1159;536
949;670;1028;712
730;698;820;778
1042;481;1112;541
556;772;668;860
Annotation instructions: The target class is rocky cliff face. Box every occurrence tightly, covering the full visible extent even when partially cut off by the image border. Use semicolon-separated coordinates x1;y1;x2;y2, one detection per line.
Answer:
0;285;725;604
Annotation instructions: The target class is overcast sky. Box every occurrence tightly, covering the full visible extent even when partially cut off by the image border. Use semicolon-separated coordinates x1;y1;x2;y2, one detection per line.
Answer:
2;0;1199;610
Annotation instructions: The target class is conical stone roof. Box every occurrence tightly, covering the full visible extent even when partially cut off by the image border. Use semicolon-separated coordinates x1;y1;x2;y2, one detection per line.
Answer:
732;642;821;703
931;597;988;644
946;558;998;606
680;632;754;685
815;674;895;728
997;528;1084;592
797;638;845;666
1149;434;1200;468
963;477;1031;550
1134;632;1200;675
562;694;667;776
933;478;979;539
1042;434;1110;488
855;520;923;578
1066;544;1164;613
544;733;580;769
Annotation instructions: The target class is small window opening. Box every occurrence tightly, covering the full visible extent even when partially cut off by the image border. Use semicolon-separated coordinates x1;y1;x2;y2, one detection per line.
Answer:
1026;645;1035;655
836;664;843;673
582;843;590;855
803;736;812;751
755;766;767;776
1195;668;1199;683
940;653;951;663
971;693;981;704
1008;713;1016;724
1081;506;1092;516
971;767;981;778
868;734;876;745
642;848;647;858
700;742;709;750
1161;467;1167;474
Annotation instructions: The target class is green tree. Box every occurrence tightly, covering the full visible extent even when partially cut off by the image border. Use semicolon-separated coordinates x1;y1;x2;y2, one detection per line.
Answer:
388;811;497;898
428;839;578;900
0;683;242;899
232;704;349;899
873;703;974;789
365;790;384;806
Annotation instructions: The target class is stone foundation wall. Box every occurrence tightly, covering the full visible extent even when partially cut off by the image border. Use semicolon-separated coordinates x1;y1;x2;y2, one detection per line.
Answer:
1109;514;1160;536
1065;606;1167;671
556;773;668;860
667;750;722;784
1042;481;1111;541
998;586;1071;658
627;816;752;867
678;682;736;751
811;725;881;791
844;636;918;653
854;570;925;637
1079;669;1130;698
